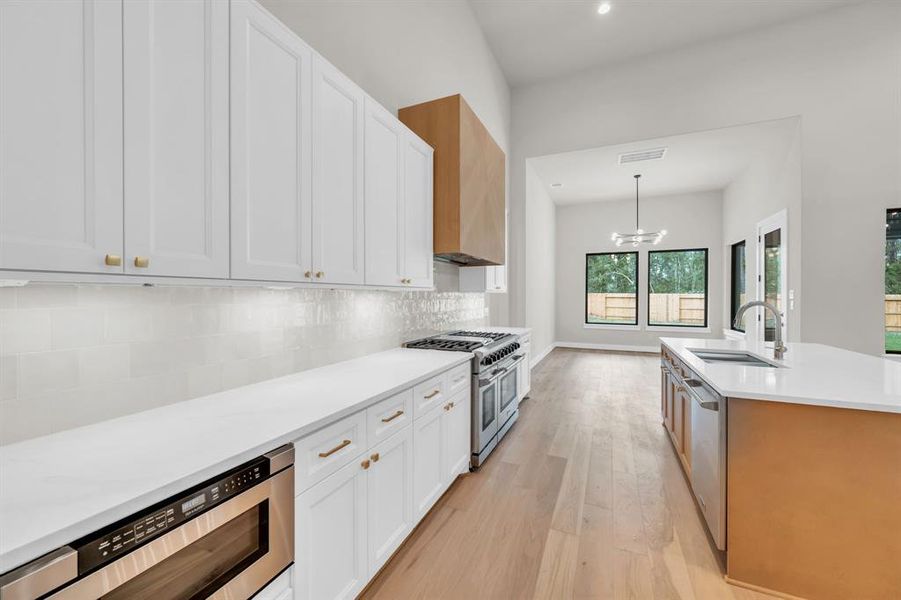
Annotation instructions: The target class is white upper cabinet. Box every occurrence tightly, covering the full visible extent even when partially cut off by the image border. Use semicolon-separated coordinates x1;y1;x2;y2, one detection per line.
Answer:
124;0;229;278
230;0;313;282
363;99;405;287
312;56;365;285
364;99;434;288
0;0;124;274
402;134;434;288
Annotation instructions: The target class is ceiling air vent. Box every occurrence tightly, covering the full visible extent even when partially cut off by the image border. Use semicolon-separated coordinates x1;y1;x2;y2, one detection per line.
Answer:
618;147;668;165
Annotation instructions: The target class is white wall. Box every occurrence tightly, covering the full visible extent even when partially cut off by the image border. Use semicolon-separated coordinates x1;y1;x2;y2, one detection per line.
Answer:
524;162;556;362
556;191;724;350
261;0;514;325
511;1;901;355
722;120;803;340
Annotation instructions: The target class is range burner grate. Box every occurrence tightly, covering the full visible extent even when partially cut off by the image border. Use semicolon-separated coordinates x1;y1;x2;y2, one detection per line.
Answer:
405;338;484;352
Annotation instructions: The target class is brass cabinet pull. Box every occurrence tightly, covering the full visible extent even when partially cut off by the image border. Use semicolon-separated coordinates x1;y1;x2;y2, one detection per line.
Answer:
315;271;324;278
449;401;455;409
133;256;150;268
381;410;404;423
424;389;440;399
304;271;312;278
371;453;380;462
361;459;370;470
318;439;351;458
104;254;122;266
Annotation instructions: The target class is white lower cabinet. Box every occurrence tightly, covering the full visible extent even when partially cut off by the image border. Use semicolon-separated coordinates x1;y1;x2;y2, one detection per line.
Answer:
367;428;414;575
442;391;471;484
255;568;293;600
295;455;369;600
412;403;445;520
294;364;471;600
519;341;531;401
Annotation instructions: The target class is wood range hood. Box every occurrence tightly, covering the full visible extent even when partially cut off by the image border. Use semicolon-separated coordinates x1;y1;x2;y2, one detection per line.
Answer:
399;94;505;266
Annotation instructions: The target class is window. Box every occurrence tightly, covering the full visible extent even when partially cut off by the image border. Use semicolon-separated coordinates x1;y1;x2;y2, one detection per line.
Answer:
586;252;638;326
730;241;747;332
648;248;708;327
886;210;901;353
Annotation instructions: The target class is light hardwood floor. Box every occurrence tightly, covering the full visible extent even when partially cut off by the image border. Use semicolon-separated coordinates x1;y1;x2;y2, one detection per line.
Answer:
361;348;774;600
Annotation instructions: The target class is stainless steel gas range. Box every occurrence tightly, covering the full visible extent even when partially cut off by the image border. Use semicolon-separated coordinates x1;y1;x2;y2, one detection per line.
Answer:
405;331;524;468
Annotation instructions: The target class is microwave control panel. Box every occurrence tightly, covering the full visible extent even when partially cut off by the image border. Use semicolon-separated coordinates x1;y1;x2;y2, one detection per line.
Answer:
74;456;270;575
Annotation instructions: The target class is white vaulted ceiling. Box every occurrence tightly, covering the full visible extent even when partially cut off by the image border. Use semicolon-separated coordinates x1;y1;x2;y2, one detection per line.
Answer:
468;0;857;87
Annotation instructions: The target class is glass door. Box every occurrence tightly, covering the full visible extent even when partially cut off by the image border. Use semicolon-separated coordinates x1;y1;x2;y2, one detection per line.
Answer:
757;211;788;344
499;369;518;414
479;380;498;443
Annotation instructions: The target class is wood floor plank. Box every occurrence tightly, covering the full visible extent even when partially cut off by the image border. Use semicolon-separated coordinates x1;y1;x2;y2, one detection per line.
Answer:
533;528;580;600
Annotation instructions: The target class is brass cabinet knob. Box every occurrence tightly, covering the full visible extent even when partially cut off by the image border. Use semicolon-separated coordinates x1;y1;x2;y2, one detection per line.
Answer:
304;271;312;278
371;453;380;463
104;254;122;266
361;459;370;470
134;256;150;268
315;271;324;278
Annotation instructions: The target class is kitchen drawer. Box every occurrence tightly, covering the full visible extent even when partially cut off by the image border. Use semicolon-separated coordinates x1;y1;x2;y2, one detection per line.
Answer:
413;373;446;418
446;363;470;397
367;388;413;445
293;410;367;494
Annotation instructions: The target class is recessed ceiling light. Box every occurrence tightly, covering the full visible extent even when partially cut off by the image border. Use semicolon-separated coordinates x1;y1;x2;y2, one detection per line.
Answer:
550;183;564;188
597;2;612;15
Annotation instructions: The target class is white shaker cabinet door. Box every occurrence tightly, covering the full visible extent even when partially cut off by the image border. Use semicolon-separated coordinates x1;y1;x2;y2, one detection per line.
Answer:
230;0;313;282
311;56;365;285
123;0;229;278
0;0;123;273
412;404;445;521
363;98;405;287
442;391;471;486
295;456;369;600
366;427;414;576
403;134;434;288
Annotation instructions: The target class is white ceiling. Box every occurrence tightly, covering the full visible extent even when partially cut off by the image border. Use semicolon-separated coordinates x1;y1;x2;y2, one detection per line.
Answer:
529;117;800;205
469;0;855;87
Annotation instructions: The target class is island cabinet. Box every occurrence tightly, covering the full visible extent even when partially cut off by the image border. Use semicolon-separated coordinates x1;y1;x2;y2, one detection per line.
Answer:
726;399;901;600
293;362;471;600
660;355;691;475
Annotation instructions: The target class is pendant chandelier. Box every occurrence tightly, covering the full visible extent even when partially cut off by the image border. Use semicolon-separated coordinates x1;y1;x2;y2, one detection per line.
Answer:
611;174;667;247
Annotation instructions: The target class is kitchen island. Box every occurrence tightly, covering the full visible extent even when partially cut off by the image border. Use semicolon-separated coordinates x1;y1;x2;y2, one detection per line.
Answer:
660;338;901;600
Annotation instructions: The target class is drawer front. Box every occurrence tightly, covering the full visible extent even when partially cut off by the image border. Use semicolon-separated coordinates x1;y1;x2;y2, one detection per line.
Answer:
413;373;446;418
446;363;470;397
293;411;367;494
367;388;413;444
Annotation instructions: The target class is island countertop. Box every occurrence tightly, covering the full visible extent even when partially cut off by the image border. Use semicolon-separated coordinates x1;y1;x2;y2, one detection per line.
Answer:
660;337;901;414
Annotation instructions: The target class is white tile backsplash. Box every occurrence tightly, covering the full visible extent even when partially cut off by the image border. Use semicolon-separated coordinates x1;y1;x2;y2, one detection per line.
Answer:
0;283;488;444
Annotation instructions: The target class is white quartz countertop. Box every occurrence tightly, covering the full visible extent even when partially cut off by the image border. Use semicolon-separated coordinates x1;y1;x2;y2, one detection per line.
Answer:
0;348;471;573
660;337;901;414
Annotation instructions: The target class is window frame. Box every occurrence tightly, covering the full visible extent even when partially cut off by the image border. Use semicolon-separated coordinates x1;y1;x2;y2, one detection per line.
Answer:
584;251;639;327
885;209;901;355
730;240;747;333
646;247;709;329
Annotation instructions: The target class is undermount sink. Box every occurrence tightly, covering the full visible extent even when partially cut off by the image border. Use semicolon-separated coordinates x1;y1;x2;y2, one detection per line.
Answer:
687;349;783;368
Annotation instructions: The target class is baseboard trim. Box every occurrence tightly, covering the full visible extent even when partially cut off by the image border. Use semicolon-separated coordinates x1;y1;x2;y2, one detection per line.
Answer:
530;343;556;369
555;341;660;354
723;576;808;600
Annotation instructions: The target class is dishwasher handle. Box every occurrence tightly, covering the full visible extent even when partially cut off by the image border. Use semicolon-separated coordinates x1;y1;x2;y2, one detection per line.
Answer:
684;379;720;411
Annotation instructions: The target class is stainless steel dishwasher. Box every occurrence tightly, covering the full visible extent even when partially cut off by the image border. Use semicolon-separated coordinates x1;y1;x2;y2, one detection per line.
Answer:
685;376;726;550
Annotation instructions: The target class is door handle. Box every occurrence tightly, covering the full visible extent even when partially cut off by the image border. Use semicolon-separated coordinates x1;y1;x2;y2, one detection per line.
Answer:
318;439;351;458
